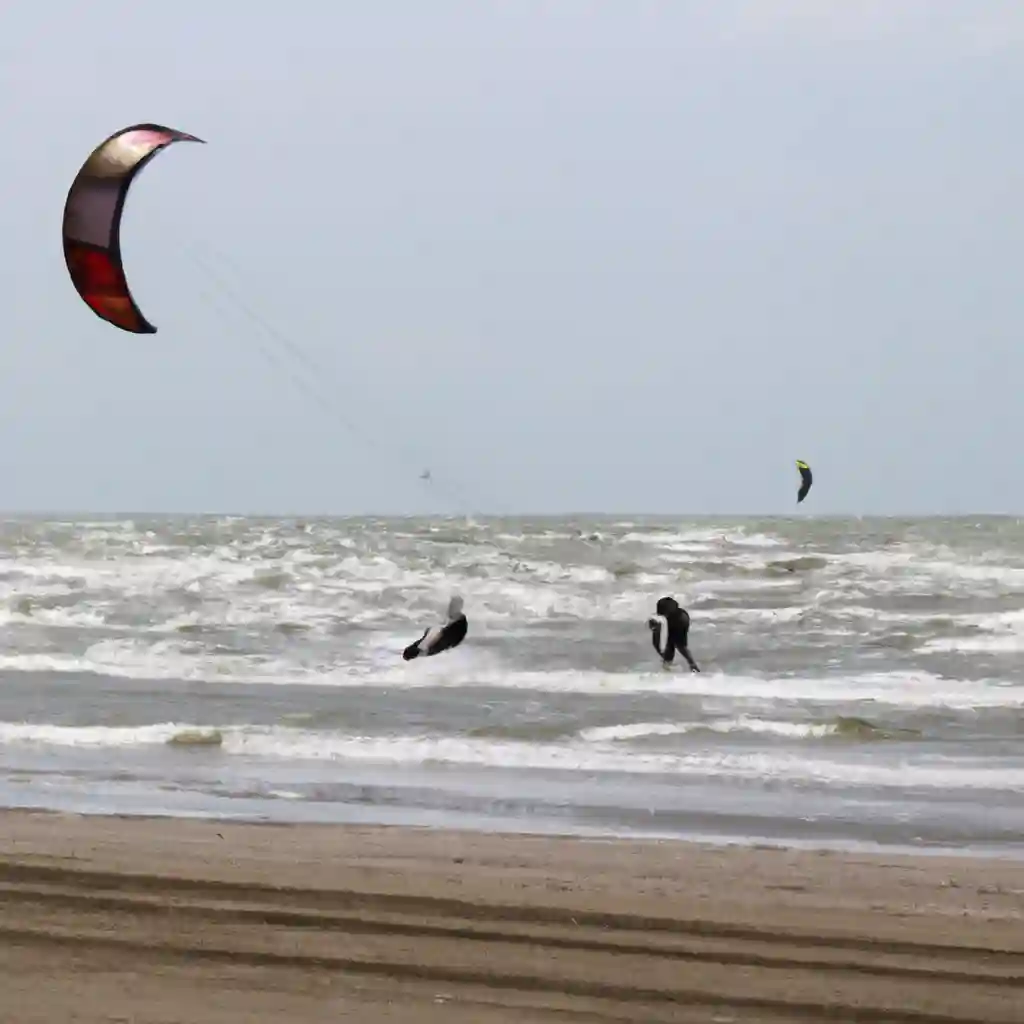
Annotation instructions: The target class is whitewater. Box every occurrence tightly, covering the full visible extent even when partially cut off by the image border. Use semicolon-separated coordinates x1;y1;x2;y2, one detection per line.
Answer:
0;513;1021;855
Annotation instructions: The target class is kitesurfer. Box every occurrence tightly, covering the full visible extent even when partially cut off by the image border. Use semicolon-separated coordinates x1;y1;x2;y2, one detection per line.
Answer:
647;596;700;672
403;596;468;660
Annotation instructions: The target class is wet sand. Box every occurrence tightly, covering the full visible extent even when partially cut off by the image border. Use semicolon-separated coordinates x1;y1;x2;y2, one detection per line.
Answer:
0;812;1021;1022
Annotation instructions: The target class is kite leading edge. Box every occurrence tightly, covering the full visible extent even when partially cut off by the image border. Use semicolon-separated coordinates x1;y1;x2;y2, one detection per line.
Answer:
62;123;205;334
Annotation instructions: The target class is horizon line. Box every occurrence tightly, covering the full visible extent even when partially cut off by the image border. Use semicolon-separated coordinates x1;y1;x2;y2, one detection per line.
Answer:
0;509;1018;521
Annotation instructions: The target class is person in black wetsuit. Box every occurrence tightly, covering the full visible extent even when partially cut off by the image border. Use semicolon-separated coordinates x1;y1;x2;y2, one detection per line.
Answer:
647;596;700;672
402;595;468;660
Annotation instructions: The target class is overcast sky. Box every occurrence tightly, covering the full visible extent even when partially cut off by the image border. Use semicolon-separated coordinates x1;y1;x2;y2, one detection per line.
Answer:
1;1;1022;517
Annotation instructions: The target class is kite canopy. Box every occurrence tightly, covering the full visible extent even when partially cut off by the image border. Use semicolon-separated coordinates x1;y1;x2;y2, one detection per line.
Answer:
62;123;204;334
796;460;813;503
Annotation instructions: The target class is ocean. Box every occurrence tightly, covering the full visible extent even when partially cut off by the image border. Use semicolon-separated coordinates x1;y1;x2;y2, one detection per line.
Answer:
0;513;1021;857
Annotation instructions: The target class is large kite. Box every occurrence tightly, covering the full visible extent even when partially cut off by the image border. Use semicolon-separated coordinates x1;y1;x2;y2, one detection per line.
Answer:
796;460;813;503
62;123;204;333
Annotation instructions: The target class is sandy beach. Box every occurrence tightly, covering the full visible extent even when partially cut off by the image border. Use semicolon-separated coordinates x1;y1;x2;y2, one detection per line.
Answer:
0;812;1018;1022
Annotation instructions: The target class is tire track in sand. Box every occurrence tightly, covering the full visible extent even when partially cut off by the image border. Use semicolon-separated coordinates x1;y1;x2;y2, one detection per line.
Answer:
0;860;1020;1023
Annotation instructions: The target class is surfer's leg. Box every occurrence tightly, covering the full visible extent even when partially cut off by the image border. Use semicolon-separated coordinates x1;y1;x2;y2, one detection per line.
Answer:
674;613;700;673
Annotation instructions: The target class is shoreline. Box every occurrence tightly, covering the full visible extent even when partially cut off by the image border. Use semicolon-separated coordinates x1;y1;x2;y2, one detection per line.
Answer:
4;798;1024;864
0;809;1021;1021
